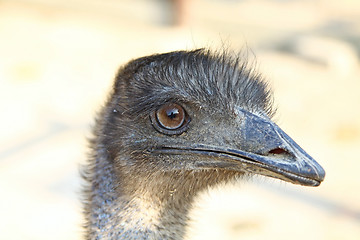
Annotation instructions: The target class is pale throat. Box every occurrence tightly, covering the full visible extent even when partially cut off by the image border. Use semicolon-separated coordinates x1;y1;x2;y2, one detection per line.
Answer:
118;196;163;232
114;186;193;238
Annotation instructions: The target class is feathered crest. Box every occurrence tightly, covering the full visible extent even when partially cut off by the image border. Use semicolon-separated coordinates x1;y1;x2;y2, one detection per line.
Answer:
115;49;275;119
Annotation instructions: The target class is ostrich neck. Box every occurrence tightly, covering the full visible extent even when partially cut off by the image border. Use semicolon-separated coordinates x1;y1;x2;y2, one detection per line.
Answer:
87;153;196;240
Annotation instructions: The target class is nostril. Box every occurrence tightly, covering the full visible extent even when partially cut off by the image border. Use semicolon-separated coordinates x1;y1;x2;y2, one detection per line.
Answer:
268;148;295;161
269;148;288;155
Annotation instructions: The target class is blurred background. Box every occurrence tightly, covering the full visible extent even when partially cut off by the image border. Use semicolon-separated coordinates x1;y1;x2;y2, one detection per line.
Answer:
0;0;359;239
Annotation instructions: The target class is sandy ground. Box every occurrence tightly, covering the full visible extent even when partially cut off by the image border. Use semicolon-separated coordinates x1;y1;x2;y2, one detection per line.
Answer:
0;0;359;239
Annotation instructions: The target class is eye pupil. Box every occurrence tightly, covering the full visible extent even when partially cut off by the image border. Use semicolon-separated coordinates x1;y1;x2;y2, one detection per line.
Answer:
167;109;179;119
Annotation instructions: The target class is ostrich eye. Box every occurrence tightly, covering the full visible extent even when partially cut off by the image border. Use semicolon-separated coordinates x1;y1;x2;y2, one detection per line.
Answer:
151;103;190;135
157;103;185;129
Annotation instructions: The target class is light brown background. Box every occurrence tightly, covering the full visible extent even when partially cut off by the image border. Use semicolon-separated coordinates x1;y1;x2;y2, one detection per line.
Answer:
0;0;359;239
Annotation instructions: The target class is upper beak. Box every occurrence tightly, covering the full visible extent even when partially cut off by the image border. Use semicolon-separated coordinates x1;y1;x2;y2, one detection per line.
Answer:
230;109;325;186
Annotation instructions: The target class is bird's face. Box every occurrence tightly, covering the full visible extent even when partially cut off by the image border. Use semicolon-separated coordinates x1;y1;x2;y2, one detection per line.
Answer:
106;50;325;187
148;102;325;186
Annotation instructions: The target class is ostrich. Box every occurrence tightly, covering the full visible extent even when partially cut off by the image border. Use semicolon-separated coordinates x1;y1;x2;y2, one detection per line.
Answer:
83;49;325;239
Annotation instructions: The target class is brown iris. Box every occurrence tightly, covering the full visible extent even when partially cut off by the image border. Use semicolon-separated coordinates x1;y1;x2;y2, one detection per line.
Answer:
156;103;185;129
150;103;190;135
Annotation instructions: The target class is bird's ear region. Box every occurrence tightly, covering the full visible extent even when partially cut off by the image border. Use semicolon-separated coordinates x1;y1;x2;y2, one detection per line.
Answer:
150;103;191;135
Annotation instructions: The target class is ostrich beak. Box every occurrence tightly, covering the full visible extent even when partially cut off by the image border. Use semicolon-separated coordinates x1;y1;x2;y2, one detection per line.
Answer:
227;109;326;186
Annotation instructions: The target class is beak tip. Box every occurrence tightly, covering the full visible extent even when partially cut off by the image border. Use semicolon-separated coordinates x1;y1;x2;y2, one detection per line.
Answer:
304;161;326;186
